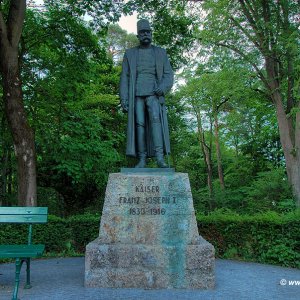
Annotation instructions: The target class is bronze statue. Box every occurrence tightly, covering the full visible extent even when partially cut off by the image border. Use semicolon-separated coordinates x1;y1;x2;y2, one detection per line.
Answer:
120;19;174;168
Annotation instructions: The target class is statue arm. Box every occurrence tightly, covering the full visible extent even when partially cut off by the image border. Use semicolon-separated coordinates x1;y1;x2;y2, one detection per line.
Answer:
158;50;174;95
120;52;130;111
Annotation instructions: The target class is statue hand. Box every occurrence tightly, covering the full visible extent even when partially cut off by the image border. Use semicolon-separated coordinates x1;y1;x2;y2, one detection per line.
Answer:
121;99;128;113
154;87;163;96
158;97;165;104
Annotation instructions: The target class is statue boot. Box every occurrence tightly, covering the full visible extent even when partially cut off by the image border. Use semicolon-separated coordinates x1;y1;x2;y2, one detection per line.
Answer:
135;125;147;168
152;122;168;168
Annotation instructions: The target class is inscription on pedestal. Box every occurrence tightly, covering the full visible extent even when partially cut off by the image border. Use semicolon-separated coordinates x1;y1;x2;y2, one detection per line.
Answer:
119;185;177;215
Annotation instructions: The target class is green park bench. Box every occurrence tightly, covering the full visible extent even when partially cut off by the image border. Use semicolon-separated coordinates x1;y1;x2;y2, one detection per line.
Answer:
0;207;48;300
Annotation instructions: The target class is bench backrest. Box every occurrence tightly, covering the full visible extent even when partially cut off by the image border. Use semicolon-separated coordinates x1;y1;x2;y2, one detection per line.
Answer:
0;207;48;224
0;207;48;245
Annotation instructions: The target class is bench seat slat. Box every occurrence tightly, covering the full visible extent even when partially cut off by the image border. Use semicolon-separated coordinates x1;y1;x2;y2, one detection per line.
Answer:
0;244;45;258
0;215;47;223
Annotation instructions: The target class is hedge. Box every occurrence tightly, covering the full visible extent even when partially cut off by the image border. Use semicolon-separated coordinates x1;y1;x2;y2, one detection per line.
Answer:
0;214;100;255
197;210;300;269
0;211;299;268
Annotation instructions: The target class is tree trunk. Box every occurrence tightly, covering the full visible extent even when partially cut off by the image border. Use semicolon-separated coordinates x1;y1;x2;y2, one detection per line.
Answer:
195;110;215;209
7;149;13;197
214;114;225;189
2;53;37;206
0;1;37;206
0;148;8;206
266;57;300;206
273;93;300;206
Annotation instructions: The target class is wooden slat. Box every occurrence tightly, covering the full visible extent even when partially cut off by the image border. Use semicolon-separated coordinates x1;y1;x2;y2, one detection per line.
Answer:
0;207;47;215
0;207;48;223
0;244;45;258
0;215;48;223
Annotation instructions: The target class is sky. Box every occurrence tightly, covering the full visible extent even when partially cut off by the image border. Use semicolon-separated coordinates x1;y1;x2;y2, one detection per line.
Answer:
118;12;138;34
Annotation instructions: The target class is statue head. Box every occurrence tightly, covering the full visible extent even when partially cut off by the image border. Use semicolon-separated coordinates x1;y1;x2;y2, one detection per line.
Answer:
137;19;152;47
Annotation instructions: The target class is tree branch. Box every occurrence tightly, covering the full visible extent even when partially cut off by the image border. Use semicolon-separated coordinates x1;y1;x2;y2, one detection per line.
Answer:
238;0;260;32
243;0;257;18
7;0;26;47
280;0;295;114
229;16;264;55
216;42;270;92
238;0;266;54
261;0;272;53
216;97;230;112
25;31;55;51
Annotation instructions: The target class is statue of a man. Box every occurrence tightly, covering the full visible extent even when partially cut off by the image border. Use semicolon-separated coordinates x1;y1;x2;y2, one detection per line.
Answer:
120;19;174;168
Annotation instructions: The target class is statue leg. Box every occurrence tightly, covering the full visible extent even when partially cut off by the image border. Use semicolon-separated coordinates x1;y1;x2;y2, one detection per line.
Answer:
147;96;167;168
135;97;147;168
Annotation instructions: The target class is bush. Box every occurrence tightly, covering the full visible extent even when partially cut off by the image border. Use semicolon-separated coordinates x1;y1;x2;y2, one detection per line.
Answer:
0;214;99;255
243;168;295;213
0;215;72;253
210;167;295;214
197;209;300;268
67;213;100;252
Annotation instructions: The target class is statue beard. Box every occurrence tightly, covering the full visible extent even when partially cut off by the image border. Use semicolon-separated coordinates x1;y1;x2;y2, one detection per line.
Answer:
139;36;152;46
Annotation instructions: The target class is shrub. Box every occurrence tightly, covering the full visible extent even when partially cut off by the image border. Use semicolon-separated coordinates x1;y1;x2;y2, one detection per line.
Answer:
197;209;300;268
67;213;100;252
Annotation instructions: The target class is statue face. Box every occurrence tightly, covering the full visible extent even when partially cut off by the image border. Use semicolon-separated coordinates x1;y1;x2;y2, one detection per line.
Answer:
137;29;152;46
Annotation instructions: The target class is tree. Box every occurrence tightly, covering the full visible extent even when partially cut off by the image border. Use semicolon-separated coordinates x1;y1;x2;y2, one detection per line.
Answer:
20;6;126;214
106;24;138;64
0;0;123;206
177;79;216;207
0;0;37;206
199;0;300;205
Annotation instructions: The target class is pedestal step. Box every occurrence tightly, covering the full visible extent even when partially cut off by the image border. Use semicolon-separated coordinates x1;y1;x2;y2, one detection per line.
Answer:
85;237;214;289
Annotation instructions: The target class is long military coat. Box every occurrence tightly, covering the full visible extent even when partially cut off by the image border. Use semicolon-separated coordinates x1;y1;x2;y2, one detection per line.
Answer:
120;45;174;157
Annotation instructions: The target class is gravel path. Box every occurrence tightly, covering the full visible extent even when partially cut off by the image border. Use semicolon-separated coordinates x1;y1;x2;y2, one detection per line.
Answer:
1;257;299;300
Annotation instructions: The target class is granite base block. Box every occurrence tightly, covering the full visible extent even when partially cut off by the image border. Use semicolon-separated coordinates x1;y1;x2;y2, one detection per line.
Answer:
85;238;214;289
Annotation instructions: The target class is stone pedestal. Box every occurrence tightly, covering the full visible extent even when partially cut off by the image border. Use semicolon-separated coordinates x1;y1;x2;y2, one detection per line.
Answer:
85;170;215;289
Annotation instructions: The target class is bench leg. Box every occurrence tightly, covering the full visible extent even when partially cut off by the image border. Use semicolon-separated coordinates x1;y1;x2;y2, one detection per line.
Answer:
12;258;22;300
24;258;32;289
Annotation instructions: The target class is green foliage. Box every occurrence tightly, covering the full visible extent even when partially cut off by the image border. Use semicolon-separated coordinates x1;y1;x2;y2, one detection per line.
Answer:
106;24;139;64
36;216;72;252
43;0;123;31
19;7;128;214
174;63;290;214
0;224;28;245
37;187;64;217
197;210;300;268
0;214;99;255
0;215;71;253
243;168;295;213
211;166;295;214
67;214;100;252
